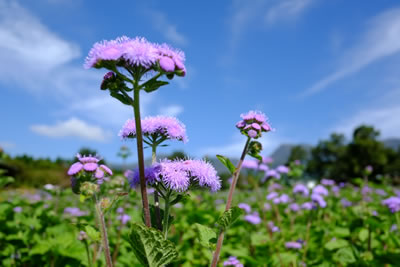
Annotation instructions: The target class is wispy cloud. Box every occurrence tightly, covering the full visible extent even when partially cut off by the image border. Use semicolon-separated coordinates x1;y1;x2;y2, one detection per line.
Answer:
159;105;184;117
31;117;112;142
303;8;400;96
265;0;314;24
148;10;188;46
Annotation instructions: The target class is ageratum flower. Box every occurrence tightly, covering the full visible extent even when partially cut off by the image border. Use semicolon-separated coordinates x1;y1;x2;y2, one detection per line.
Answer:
238;203;252;213
125;159;221;193
67;154;113;181
267;221;280;232
241;159;268;171
311;194;327;208
223;256;244;267
84;36;186;75
236;110;272;139
244;212;262;225
293;184;309;196
382;196;400;213
285;241;302;249
64;207;87;217
276;165;290;174
312;185;329;196
321;178;335;186
119;116;188;143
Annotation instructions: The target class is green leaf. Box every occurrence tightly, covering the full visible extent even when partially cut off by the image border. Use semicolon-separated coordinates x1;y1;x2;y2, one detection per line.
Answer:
143;80;169;93
333;227;350;237
216;206;244;230
324;238;349;251
247;141;263;161
128;222;178;267
359;228;369;242
110;91;132;105
193;223;217;249
170;194;190;206
333;247;356;264
147;204;174;232
216;155;236;174
85;225;101;242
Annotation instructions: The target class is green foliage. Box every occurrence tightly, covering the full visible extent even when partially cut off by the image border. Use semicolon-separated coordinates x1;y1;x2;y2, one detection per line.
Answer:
216;155;236;175
216;206;243;230
247;141;263;161
128;222;178;267
193;223;217;249
142;79;169;93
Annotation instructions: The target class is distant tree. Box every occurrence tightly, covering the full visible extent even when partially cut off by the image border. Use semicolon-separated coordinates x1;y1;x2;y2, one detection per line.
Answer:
306;133;347;180
287;145;308;164
75;147;105;164
168;151;187;160
117;145;132;169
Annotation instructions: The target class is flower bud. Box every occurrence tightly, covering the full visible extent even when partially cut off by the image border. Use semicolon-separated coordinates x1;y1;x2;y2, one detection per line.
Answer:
80;181;99;197
100;197;111;210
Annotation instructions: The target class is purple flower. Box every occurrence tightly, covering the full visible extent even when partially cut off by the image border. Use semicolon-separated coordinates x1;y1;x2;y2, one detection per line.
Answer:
265;169;281;179
64;207;87;217
321;178;335;186
362;186;373;195
375;189;387;197
340;198;352;207
268;221;280;232
263;156;274;164
119;116;187;143
263;203;271;211
125;164;161;188
382;196;400;213
223;256;244;267
311;194;327;208
238;203;251;213
332;186;340;195
268;183;282;191
276;165;290;174
301;202;313;210
241;160;260;170
277;194;291;204
391;224;397;232
117;214;131;225
365;165;373;173
285;241;302;249
267;191;279;200
312;185;329;196
293;184;309;196
78;231;88;241
244;212;262;225
236;110;272;139
67;154;112;185
13;206;22;213
117;207;124;214
289;203;300;212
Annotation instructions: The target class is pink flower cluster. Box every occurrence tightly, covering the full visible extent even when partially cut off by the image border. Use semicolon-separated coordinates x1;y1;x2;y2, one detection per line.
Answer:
236;110;272;139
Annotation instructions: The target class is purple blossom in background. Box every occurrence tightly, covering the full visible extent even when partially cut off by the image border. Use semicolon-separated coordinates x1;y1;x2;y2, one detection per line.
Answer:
215;199;224;205
236;110;272;139
268;221;280;232
268;183;282;191
293;184;309;196
117;214;131;225
125;164;162;188
238;203;251;213
289;203;300;212
84;36;186;74
332;186;340;195
372;210;378;216
267;191;279;200
362;186;373;195
13;206;22;213
301;202;313;210
241;160;259;169
263;203;271;211
244;212;262;225
263;156;274;164
321;178;335;186
78;231;88;241
67;154;112;184
365;165;373;173
276;165;290;174
278;194;291;204
382;196;400;213
117;207;124;214
294;160;301;165
375;189;387;197
340;198;352;207
64;207;88;217
265;169;280;179
285;241;302;249
311;194;327;208
223;256;244;267
391;224;397;232
312;185;329;196
339;182;346;188
119;116;187;143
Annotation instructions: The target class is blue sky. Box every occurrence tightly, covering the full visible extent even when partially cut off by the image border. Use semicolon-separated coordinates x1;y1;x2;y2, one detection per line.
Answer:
1;0;400;163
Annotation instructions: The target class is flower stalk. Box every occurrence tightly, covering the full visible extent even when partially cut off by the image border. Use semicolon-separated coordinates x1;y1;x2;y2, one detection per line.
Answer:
211;137;251;267
94;196;113;267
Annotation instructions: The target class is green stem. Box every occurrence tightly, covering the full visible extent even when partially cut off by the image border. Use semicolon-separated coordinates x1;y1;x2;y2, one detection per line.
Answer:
163;191;171;239
133;87;152;227
211;137;251;267
152;144;163;231
94;196;113;267
84;240;92;267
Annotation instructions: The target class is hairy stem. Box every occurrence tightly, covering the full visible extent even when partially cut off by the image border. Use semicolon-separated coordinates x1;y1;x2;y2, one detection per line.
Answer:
211;137;251;267
133;87;151;227
163;191;171;239
152;144;163;231
84;240;92;267
94;197;113;267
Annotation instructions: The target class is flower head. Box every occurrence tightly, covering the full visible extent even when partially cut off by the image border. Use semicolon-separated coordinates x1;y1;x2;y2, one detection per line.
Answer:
285;241;302;249
64;207;87;217
293;184;309;196
119;116;187;143
276;165;290;174
238;203;251;213
312;185;329;196
382;196;400;213
321;178;335;186
236;110;271;139
223;256;244;267
311;194;327;208
244;212;262;225
13;206;22;213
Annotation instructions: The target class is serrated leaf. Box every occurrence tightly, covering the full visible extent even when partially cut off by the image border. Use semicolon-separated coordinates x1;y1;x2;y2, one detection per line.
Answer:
143;80;169;93
324;239;349;251
110;92;132;105
85;225;101;242
217;206;244;230
194;223;217;249
333;247;356;264
216;155;236;174
128;222;178;267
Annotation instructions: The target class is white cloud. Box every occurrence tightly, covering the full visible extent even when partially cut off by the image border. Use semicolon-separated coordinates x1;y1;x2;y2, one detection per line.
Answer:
0;141;15;150
148;10;187;46
304;8;400;96
265;0;314;24
31;117;112;142
159;105;183;117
